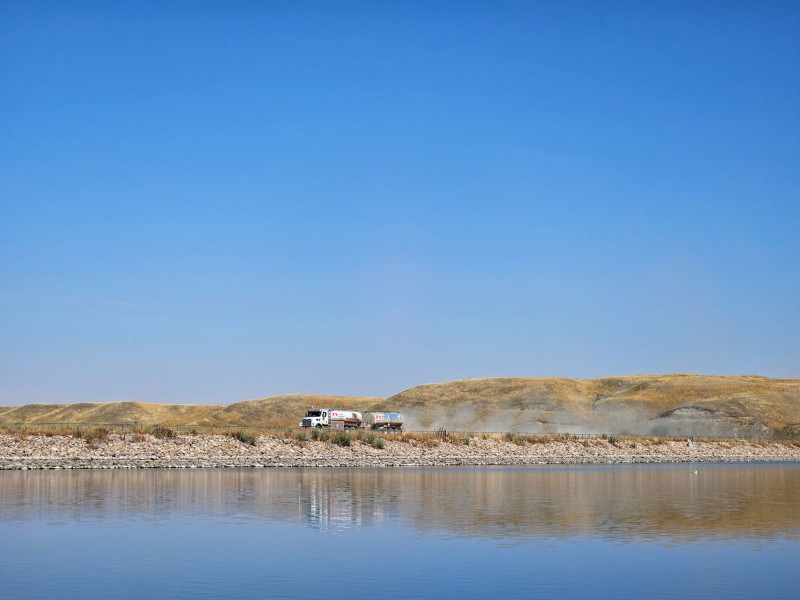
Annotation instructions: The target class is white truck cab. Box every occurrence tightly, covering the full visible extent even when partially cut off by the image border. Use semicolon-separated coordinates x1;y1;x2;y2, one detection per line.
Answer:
300;409;327;428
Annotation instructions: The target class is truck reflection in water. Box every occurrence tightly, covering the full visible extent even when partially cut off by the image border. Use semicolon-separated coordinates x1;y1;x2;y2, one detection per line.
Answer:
297;472;393;532
300;478;361;531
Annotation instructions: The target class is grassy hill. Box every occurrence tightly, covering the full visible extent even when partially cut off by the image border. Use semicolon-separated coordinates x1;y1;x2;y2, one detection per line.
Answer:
1;375;798;437
383;374;800;437
0;395;382;429
218;395;384;427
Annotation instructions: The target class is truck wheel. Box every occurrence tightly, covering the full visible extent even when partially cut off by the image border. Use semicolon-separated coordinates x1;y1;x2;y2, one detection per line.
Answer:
315;424;322;429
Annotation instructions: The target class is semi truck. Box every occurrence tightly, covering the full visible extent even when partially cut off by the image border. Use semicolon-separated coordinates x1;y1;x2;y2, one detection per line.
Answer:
299;409;404;430
299;409;362;430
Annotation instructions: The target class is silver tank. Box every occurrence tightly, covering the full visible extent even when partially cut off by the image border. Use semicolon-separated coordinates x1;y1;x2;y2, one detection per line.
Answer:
363;411;404;429
328;409;362;422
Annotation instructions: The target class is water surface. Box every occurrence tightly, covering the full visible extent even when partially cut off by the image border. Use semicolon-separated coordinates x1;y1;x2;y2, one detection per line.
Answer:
1;464;798;599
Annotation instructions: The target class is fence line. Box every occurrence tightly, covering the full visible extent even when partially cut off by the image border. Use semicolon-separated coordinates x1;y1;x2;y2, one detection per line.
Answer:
0;422;793;441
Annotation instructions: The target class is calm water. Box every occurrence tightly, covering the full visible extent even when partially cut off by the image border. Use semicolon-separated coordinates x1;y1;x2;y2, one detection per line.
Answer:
1;464;798;599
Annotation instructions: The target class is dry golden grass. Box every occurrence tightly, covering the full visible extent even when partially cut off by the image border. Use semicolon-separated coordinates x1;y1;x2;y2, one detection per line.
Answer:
218;394;384;427
0;375;797;437
0;394;382;430
0;402;222;427
384;374;800;437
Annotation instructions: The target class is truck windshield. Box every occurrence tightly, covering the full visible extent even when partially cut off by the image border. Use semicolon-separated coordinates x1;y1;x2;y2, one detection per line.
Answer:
306;410;322;417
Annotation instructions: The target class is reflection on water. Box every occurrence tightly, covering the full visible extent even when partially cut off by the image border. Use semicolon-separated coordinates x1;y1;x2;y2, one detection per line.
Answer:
2;465;799;600
2;464;799;542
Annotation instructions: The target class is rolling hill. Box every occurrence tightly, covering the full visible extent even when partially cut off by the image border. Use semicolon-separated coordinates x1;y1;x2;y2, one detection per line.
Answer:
381;374;800;437
1;375;798;437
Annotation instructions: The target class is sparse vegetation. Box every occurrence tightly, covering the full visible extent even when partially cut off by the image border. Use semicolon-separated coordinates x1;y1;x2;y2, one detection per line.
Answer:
361;433;385;449
309;428;331;442
510;434;527;446
8;427;29;440
84;427;109;445
229;429;258;446
379;431;441;446
148;426;176;439
2;423;799;469
331;431;352;447
0;422;797;451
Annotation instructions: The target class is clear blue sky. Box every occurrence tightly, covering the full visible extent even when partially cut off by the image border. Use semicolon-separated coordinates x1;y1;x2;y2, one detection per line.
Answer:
1;1;798;404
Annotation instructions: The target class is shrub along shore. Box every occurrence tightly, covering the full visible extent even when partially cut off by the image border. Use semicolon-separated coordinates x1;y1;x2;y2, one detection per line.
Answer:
1;428;799;469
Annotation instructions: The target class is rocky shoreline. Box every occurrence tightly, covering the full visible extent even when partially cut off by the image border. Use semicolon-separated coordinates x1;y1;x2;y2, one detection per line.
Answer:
2;433;799;470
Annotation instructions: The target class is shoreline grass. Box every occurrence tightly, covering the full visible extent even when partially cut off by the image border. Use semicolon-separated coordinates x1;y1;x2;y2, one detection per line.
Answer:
1;423;798;450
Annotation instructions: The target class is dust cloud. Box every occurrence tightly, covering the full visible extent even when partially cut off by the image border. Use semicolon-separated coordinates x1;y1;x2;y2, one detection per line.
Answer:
400;405;764;437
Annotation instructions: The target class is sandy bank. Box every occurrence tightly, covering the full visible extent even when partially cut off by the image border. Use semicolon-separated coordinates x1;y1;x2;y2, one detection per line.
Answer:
1;433;799;469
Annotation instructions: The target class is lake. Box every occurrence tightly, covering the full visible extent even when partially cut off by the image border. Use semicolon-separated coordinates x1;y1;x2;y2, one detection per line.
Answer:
1;464;798;599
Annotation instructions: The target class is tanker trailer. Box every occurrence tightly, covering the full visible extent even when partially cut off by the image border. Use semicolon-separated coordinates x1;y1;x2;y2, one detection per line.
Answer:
363;411;404;430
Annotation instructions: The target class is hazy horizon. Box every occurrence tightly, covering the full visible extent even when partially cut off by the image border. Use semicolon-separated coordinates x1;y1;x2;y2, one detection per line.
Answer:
2;2;798;405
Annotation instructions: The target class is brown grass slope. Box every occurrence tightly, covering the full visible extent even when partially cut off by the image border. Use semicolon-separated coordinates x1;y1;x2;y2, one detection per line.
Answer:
384;374;800;436
218;394;384;427
0;395;382;429
1;375;798;436
0;402;223;426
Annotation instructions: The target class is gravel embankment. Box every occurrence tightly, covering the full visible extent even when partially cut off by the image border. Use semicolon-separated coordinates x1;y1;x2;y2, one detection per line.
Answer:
2;433;799;469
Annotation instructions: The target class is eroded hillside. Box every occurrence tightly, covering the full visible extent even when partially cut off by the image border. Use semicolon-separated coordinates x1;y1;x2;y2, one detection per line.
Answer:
384;375;800;437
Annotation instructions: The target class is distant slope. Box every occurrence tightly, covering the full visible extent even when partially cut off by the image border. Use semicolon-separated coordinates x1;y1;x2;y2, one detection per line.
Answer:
0;395;382;429
0;402;223;426
384;375;800;437
1;375;798;436
218;395;384;427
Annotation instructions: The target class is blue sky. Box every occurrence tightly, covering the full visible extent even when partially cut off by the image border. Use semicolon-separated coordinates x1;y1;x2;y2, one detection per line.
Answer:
1;1;798;404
